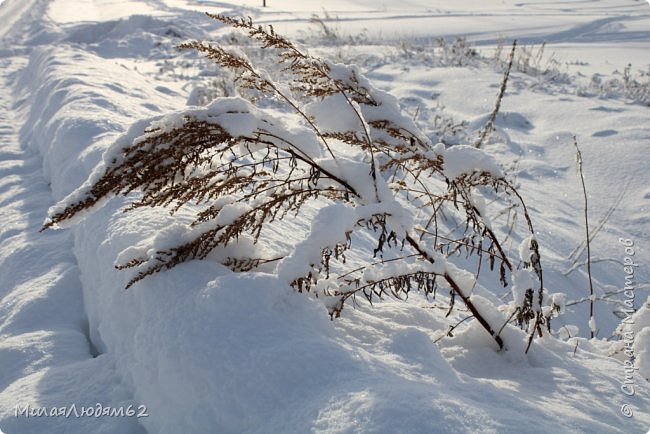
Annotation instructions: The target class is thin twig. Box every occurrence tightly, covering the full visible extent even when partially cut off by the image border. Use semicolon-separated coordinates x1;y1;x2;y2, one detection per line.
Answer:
433;315;474;343
574;136;595;338
475;40;517;149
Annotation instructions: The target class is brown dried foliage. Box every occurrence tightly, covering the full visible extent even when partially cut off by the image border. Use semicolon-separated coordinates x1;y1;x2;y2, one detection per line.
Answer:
44;14;547;352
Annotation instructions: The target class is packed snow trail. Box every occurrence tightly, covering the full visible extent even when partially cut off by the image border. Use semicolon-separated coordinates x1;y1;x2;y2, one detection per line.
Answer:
0;0;649;433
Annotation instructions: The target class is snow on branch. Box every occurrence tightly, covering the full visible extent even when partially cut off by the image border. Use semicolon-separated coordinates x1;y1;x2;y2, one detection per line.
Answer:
43;14;547;352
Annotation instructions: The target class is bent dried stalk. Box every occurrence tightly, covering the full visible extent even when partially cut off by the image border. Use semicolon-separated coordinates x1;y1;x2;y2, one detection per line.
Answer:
44;15;546;352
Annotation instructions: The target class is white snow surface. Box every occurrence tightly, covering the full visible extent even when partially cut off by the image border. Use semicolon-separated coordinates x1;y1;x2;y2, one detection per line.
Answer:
1;0;649;433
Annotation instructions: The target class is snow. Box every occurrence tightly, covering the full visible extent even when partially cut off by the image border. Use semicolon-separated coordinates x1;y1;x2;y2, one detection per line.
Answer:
305;94;361;133
441;144;504;179
619;297;650;381
519;235;537;263
548;292;567;316
1;0;649;433
512;269;536;308
48;0;163;23
590;316;598;334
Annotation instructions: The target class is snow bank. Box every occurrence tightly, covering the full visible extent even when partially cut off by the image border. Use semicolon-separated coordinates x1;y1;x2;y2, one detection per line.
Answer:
3;0;650;432
74;205;360;433
75;201;648;434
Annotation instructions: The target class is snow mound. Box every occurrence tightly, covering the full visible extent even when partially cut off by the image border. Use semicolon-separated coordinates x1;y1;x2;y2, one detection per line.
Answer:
1;0;649;433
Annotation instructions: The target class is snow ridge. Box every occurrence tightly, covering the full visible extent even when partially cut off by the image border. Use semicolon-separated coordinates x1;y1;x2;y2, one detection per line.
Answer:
0;0;649;433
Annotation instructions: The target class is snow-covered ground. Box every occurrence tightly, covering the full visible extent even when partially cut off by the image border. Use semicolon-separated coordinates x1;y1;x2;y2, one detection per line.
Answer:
0;0;649;433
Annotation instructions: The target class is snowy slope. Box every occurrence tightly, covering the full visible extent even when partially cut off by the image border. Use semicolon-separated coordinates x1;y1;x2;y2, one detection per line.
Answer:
0;0;649;433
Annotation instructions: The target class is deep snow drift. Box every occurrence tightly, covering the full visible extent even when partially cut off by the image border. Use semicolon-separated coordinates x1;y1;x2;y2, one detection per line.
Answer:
0;0;649;433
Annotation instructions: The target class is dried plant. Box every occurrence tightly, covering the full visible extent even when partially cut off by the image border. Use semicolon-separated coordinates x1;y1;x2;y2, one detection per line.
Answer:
585;64;650;106
573;136;596;338
44;14;546;352
436;36;479;67
475;41;516;149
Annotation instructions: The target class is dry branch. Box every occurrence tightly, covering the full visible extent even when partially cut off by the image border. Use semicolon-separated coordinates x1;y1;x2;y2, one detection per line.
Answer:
43;15;546;353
